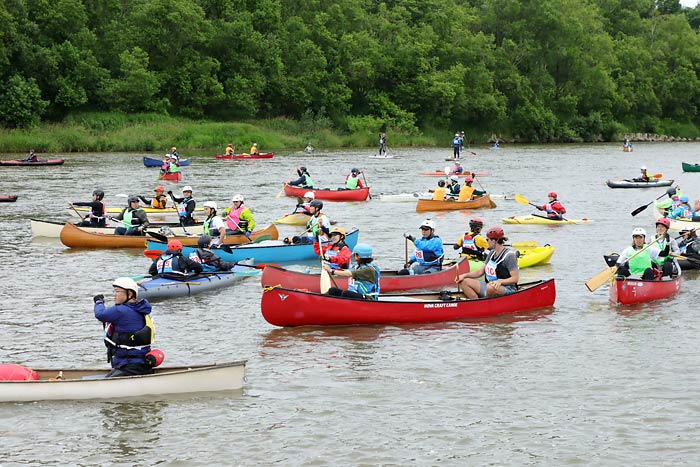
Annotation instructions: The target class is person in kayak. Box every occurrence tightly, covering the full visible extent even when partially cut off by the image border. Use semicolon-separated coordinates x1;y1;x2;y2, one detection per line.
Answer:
314;227;351;270
633;166;653;182
138;185;168;209
453;218;489;260
201;201;226;245
223;194;256;237
322;243;380;300
455;226;519;298
399;219;444;275
250;143;259;155
148;239;203;278
112;196;150;235
652;217;680;277
288;166;314;188
188;235;238;272
344;168;365;189
25;149;38;162
93;277;156;377
284;200;330;244
615;228;661;280
72;189;107;227
168;186;196;226
225;144;235;157
535;192;566;220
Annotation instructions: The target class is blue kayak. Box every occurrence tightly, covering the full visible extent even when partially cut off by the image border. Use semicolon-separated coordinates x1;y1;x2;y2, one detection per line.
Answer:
146;228;360;265
143;156;191;167
134;258;257;300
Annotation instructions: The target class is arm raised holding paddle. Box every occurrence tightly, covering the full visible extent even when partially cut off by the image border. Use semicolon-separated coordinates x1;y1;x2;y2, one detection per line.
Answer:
515;192;567;221
630;187;676;216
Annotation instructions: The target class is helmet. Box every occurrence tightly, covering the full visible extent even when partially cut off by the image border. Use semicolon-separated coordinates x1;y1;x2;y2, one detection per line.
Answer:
145;349;165;367
548;192;557;198
465;176;473;182
165;154;171;159
353;243;373;258
454;161;461;165
310;199;323;210
640;165;647;171
231;194;244;202
351;168;359;175
486;226;505;240
632;227;646;238
299;166;307;172
253;143;257;146
420;219;436;230
228;144;233;147
30;148;35;152
680;195;689;203
92;189;104;200
656;218;671;229
112;277;139;296
303;191;315;200
182;186;193;193
203;201;217;210
437;180;446;187
171;147;177;151
154;185;165;193
329;227;346;237
127;195;139;204
450;175;459;182
455;133;459;136
167;239;183;251
469;218;484;229
198;235;212;249
672;195;680;201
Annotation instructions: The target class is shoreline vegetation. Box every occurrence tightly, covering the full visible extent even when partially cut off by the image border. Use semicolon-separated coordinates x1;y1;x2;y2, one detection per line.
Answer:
1;113;699;155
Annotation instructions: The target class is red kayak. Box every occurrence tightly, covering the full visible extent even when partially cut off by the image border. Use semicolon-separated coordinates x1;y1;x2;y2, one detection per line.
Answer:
609;274;681;305
261;279;556;326
283;183;370;202
215;153;274;159
261;257;470;293
158;172;182;181
0;159;65;166
0;196;18;202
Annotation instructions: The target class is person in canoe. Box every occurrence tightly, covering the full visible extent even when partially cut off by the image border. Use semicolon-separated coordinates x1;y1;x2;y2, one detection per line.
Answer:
455;226;519;298
25;149;38;162
225;144;235;157
159;154;171;175
535;192;566;220
148;240;203;278
345;168;365;190
399;219;444;275
138;185;168;209
322;243;380;300
668;195;696;219
284;200;330;244
445;175;461;200
652;217;680;277
453;217;488;260
432;179;447;200
188;235;238;272
223;194;255;237
314;227;351;270
250;143;259;155
452;161;464;174
451;133;462;159
294;191;315;215
202;201;226;245
170;146;180;159
112;196;150;235
632;166;653;182
458;175;486;201
304;143;314;154
623;138;633;151
288;166;314;188
93;277;157;377
168;154;181;174
71;189;107;227
168;186;196;226
615;228;660;280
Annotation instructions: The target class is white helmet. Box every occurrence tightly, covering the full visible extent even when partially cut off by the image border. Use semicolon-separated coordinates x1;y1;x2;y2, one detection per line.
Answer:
640;166;647;171
112;277;139;296
182;186;193;193
253;143;258;147
632;227;647;237
232;194;244;202
203;201;217;210
303;191;315;200
420;219;436;230
450;175;459;182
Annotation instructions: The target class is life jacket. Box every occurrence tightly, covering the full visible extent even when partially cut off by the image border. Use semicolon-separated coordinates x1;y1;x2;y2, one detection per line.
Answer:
301;173;313;188
545;201;564;219
188;250;217;272
347;263;381;300
155;253;184;274
151;194;167;209
122;208;142;229
622;246;653;276
458;186;474;201
169;162;180;173
484;247;517;282
203;216;220;236
176;197;194;219
323;242;349;269
103;313;154;363
306;214;328;238
161;161;169;171
432;188;446;200
452;137;461;147
346;175;359;189
225;147;234;156
90;201;106;221
250;146;259;155
225;204;247;231
460;232;484;257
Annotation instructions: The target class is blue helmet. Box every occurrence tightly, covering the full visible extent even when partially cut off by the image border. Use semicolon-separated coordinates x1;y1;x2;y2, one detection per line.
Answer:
680;195;689;203
353;243;373;259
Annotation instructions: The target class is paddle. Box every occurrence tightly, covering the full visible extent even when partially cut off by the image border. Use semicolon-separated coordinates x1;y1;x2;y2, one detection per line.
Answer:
67;202;86;221
653;173;663;179
318;230;337;293
473;174;496;208
147;231;169;242
630;187;677;216
360;171;372;199
585;234;664;292
515;193;566;221
276;184;285;199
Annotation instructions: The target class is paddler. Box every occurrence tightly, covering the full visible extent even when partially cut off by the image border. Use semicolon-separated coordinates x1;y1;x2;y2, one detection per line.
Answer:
535;192;566;220
615;228;660;280
453;218;488;260
322;243;380;300
168;186;197;226
112;196;150;235
223;194;256;237
399;219;444;275
139;185;168;209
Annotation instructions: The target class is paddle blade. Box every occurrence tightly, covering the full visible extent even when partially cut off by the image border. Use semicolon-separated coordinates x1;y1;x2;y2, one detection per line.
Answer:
630;204;649;217
444;166;451;176
320;269;332;293
143;249;162;260
514;194;529;205
276;184;285;198
653;173;662;179
585;266;618;292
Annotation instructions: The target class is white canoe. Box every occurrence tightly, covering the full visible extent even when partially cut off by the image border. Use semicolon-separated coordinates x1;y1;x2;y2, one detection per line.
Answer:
70;206;206;223
31;219;205;238
0;361;246;402
652;206;700;232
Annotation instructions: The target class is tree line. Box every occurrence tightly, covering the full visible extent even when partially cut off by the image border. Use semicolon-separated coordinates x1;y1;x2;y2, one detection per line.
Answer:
1;0;700;142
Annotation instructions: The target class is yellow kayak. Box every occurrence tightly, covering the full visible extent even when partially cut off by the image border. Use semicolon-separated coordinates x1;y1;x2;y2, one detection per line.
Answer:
502;215;591;225
467;244;555;270
273;213;310;225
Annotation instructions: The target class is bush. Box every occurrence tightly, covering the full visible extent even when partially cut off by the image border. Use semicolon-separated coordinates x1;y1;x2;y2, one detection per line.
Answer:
0;76;49;129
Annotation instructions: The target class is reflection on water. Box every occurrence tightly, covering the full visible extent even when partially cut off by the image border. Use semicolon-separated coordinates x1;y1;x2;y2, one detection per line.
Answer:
99;400;167;460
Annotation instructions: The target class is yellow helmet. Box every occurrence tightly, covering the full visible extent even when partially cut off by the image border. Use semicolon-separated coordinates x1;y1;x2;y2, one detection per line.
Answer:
329;227;346;237
171;146;177;151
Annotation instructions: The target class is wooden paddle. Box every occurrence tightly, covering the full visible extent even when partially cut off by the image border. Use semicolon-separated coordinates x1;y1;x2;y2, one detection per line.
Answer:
67;202;86;221
630;187;677;216
473;174;496;208
515;194;566;220
318;230;337;293
585;234;663;292
360;171;372;199
276;183;285;199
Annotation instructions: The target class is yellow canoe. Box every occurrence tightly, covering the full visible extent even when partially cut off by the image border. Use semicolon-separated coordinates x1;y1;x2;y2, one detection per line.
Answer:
416;194;495;212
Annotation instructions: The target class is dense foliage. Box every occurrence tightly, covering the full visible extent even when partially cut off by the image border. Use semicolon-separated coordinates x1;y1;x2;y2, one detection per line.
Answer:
1;0;700;142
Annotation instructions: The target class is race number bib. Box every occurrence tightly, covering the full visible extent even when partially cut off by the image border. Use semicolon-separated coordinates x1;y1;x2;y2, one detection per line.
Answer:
176;203;187;216
414;250;424;260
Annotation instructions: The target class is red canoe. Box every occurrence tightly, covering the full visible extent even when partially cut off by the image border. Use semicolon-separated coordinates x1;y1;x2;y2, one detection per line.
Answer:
261;279;556;326
215;153;274;159
261;257;470;293
609;274;682;305
283;183;370;202
0;159;65;166
158;172;182;181
0;196;18;202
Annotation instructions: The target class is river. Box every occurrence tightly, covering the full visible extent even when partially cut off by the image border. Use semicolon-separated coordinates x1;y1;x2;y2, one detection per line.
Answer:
1;144;699;465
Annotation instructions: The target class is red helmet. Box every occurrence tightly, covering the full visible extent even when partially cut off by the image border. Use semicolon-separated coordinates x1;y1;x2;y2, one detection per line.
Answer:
465;176;473;182
167;239;183;252
145;349;165;367
469;217;484;229
485;226;505;240
154;185;165;193
548;192;557;198
656;217;671;229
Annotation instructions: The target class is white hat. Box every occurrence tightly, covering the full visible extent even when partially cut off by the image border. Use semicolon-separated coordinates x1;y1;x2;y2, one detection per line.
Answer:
182;186;193;193
303;191;315;199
